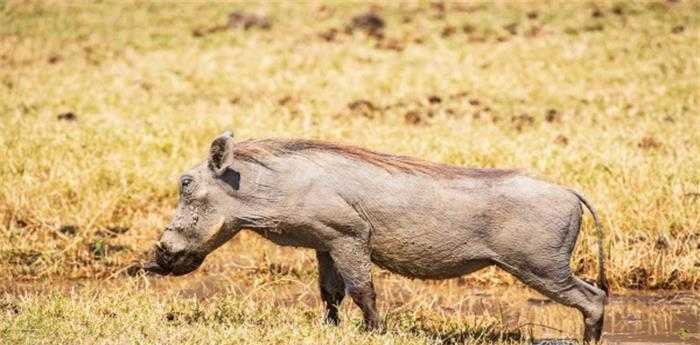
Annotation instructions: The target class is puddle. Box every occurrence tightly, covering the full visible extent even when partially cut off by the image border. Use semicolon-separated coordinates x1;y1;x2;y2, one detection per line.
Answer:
602;292;697;344
524;290;698;344
3;273;697;344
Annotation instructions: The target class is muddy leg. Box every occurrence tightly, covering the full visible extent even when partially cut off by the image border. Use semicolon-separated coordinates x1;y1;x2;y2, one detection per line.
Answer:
558;278;605;343
575;278;606;343
497;263;606;343
328;241;381;331
316;250;345;325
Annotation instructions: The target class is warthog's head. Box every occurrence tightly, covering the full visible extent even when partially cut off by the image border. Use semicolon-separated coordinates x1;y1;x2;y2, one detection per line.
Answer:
145;131;244;276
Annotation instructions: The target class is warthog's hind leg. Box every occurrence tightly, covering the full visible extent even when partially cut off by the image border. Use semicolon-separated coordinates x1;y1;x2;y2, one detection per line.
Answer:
549;277;606;343
496;260;606;343
316;250;346;325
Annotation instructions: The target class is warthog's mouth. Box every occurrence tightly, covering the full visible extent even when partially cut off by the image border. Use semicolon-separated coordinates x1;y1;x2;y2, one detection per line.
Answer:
144;250;205;276
142;260;169;275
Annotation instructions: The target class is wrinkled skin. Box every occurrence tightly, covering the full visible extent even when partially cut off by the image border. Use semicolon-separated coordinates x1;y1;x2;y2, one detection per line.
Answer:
147;132;608;343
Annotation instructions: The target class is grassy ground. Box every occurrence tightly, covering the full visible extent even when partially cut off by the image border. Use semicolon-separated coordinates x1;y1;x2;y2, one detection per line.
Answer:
1;277;538;345
1;274;697;344
0;0;698;342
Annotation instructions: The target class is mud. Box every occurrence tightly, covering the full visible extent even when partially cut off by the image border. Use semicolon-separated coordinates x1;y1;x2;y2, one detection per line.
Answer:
4;274;696;344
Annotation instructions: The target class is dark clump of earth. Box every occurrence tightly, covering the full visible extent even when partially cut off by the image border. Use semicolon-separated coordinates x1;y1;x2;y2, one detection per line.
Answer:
671;25;685;34
347;100;380;118
554;134;569;146
57;112;77;121
428;95;442;104
347;12;385;38
47;55;62;64
545;109;560;123
58;224;79;235
404;110;422;125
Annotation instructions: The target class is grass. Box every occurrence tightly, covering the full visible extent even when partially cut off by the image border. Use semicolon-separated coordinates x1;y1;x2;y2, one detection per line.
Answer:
1;274;696;344
1;277;537;345
0;0;698;342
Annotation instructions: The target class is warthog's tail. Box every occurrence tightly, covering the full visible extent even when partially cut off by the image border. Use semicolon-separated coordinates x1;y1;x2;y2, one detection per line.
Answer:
569;189;609;296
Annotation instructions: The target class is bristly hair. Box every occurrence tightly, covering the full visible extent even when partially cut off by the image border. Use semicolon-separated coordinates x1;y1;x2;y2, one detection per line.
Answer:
232;138;516;179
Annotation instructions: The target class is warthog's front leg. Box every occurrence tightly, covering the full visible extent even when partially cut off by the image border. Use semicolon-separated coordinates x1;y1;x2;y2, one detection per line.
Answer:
316;250;345;325
328;240;381;331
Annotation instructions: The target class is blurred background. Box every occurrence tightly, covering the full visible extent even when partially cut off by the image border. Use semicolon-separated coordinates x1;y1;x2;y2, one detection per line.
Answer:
0;1;697;344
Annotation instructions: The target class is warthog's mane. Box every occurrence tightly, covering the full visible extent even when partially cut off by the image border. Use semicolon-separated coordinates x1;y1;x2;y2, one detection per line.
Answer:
232;138;516;179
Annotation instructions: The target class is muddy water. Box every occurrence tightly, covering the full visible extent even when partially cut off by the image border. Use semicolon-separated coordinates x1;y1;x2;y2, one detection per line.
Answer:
522;291;698;344
5;273;698;344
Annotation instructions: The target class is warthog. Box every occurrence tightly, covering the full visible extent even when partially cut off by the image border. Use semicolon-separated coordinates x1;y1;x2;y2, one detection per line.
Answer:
145;131;609;342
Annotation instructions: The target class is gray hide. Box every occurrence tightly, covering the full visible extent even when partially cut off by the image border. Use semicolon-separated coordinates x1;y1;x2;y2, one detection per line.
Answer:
145;132;608;343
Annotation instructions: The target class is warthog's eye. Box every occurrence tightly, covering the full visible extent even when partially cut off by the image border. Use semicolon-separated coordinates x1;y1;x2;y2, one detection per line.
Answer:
180;176;194;194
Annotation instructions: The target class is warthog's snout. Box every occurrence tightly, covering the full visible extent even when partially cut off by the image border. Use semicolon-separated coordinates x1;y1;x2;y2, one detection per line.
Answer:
144;242;205;276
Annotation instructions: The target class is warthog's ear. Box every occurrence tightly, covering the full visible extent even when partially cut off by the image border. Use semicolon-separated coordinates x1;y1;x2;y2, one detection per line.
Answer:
208;131;235;176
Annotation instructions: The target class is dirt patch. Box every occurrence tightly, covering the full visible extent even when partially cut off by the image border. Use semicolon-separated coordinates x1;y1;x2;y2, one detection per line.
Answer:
592;7;605;18
347;99;380;119
511;113;535;131
404;110;422;125
503;23;518;35
57;112;77;121
427;95;442;104
316;11;391;45
193;11;270;37
318;28;340;42
58;224;79;235
554;135;569;146
612;4;625;16
441;25;457;38
347;12;385;38
638;136;662;149
545;109;560;123
47;55;62;64
340;91;508;126
2;249;42;266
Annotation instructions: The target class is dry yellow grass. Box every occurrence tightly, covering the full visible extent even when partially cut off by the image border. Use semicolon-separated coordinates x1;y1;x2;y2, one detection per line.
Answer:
0;278;553;345
0;0;698;293
2;274;697;344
